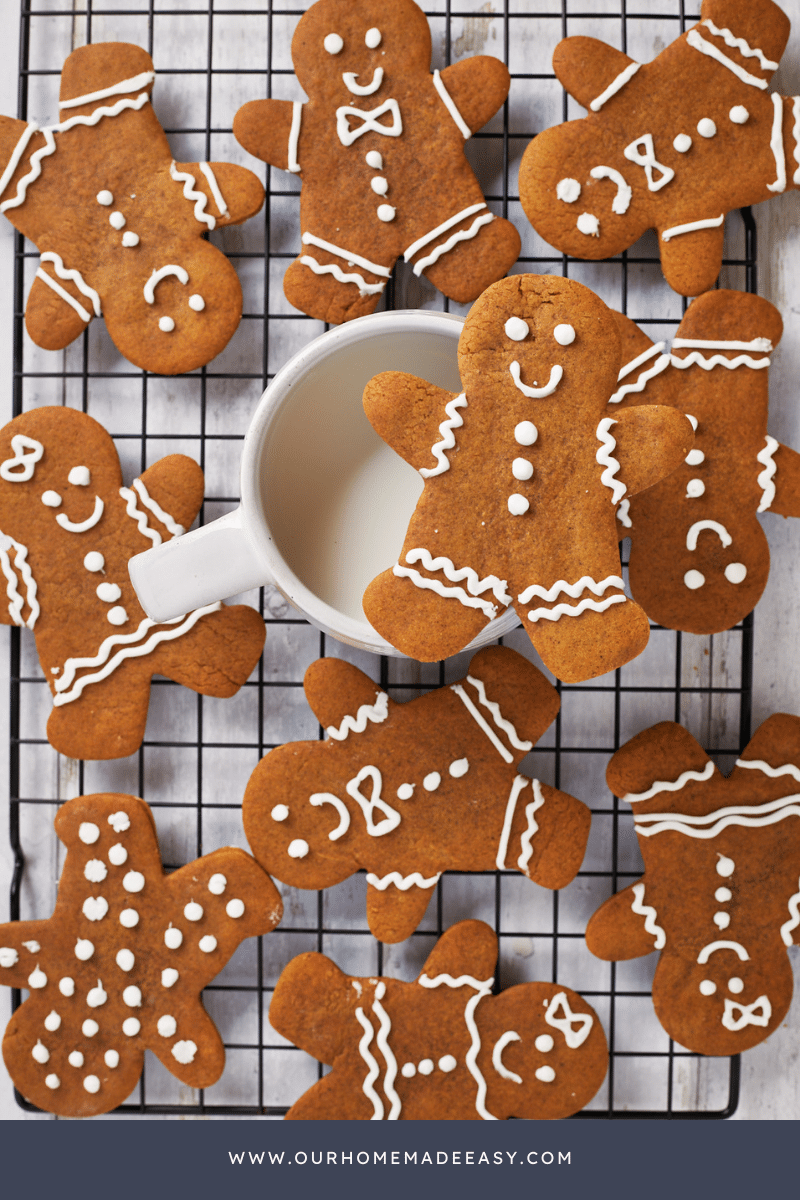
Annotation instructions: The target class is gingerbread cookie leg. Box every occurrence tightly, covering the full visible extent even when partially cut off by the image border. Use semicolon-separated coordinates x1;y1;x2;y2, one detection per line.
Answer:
523;592;651;684
363;566;490;662
420;216;521;305
283;248;391;326
46;663;154;760
25;269;95;352
366;879;437;944
153;604;265;696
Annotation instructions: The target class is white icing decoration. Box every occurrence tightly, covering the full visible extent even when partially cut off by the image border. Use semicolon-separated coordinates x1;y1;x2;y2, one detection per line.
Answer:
608;342;670;404
617;499;632;528
55;494;104;533
129;477;184;538
97;190;113;205
171;1040;197;1064
397;784;414;800
226;899;245;918
122;232;139;247
401;1062;415;1078
21;940;39;952
31;1039;49;1063
623;759;715;803
423;772;441;791
169;162;215;229
108;811;130;833
509;361;563;398
686;479;705;498
288;839;309;858
576;212;600;236
199;935;217;953
97;583;121;602
673;336;772;353
518;575;624;606
165;925;182;949
450;758;469;778
728;977;744;994
595;417;626;505
123;871;145;893
68;466;90;486
158;317;175;333
300;254;386;297
508;494;529;517
365;872;441;891
514;421;538;446
109;211;126;230
556;178;581;203
108;844;127;866
767;93;787;193
68;1051;84;1068
535;1034;554;1052
535;1066;556;1083
309;792;351;840
714;911;731;930
74;937;94;960
84;552;104;572
623;133;674;191
684;570;705;590
120;909;139;928
404;203;487;265
722;995;771;1031
526;595;626;622
158;1015;177;1038
79;821;99;844
512;458;534;482
105;1050;119;1068
123;985;142;1007
589;165;631;214
419;972;496;1119
355;1006;383;1119
409;212;494;276
208;873;227;896
686;450;705;466
82;896;108;922
346;766;401;836
589;61;641;111
432;68;471;139
39;252;101;317
505;317;528;341
756;435;778;512
336;100;402;147
553;323;576;346
184;901;203;921
324;33;343;54
701;18;778;71
302;232;390;278
700;979;717;995
661;213;725;242
343;68;384;97
717;854;735;878
439;1055;457;1072
271;804;289;822
467;672;532;752
419;393;467;478
697;940;749;964
188;293;204;310
673;134;692;152
61;70;155;110
326;689;388;741
686;27;769;89
366;151;383;169
730;105;749;124
395;548;511;621
697;118;716;138
45;1074;60;1089
198;162;229;218
793;97;800;186
366;28;381;49
116;949;134;972
630;882;666;949
496;776;529;869
518;780;547;874
36;267;93;323
370;178;388;196
0;125;57;213
686;520;732;551
122;1017;141;1036
544;992;593;1048
780;877;800;947
492;1031;522;1084
372;982;401;1119
44;1011;61;1031
0;532;39;629
58;977;74;996
144;263;189;305
0;434;43;482
716;887;733;903
87;980;107;1007
162;968;179;987
377;204;396;223
41;491;61;508
635;792;800;838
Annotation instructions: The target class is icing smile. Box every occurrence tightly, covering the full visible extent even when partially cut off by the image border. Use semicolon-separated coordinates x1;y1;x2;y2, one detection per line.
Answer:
509;361;563;398
56;495;105;533
342;67;384;96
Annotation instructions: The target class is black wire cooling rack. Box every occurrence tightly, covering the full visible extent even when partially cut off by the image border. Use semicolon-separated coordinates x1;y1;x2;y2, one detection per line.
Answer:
6;0;754;1117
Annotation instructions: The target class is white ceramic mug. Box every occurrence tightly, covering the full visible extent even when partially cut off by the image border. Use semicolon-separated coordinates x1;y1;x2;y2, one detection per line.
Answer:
129;309;520;655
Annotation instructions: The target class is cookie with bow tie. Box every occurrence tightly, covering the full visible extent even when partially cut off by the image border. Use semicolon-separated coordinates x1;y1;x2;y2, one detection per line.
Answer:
0;793;282;1117
0;405;265;759
0;42;264;373
586;715;800;1055
520;0;796;296
233;0;520;324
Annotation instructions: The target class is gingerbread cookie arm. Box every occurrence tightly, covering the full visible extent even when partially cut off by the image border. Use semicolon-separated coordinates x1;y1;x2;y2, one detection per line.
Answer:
233;99;300;173
366;880;436;944
765;443;800;518
656;224;727;298
175;161;265;229
518;783;590;891
363;372;461;473
303;658;389;734
608;406;694;498
269;951;354;1066
552;37;638;111
25;271;95;352
134;454;205;537
606;720;712;800
586;881;663;961
437;58;511;135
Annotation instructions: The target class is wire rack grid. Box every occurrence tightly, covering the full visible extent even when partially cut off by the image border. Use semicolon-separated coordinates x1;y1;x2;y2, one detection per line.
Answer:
6;0;757;1118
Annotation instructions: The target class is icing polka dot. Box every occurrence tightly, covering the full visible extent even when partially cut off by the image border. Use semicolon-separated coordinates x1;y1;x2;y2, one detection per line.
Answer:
725;562;747;585
226;899;245;919
713;911;730;930
324;33;343;54
396;784;414;800
371;177;389;196
699;979;717;995
87;981;107;1008
108;843;128;866
109;211;126;230
697;118;716;138
68;1051;84;1068
74;938;94;961
377;204;396;222
270;805;289;822
107;606;129;625
162;968;179;988
553;323;575;346
729;105;749;125
684;570;705;590
42;490;61;508
514;421;538;446
199;935;218;953
58;977;75;996
97;582;122;602
504;317;529;341
82;1019;99;1037
508;494;530;516
366;151;383;169
122;1017;141;1037
96;190;113;206
105;1050;119;1068
438;1055;457;1072
188;294;205;312
44;1011;61;1032
164;926;183;949
423;771;441;792
556;178;580;203
122;231;140;247
32;1040;49;1063
449;758;469;778
576;212;600;237
68;466;90;486
116;949;135;972
716;855;735;877
365;27;381;48
119;908;139;928
172;1040;197;1065
108;811;130;833
512;457;534;482
288;839;310;859
82;896;108;922
535;1034;554;1052
83;551;104;572
535;1065;556;1083
401;1062;416;1078
123;870;145;893
28;966;47;988
79;821;100;844
158;317;175;333
208;873;227;895
45;1074;60;1089
0;947;18;968
685;449;705;466
157;1015;177;1038
84;858;107;883
715;887;732;902
123;985;142;1008
686;479;705;498
418;1058;434;1075
728;977;744;994
673;133;692;153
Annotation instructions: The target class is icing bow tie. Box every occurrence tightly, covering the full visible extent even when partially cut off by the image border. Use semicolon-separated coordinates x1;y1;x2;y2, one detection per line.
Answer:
336;100;403;148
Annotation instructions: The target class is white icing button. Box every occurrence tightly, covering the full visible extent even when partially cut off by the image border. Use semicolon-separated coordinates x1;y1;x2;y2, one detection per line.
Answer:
396;784;414;800
556;177;581;203
366;151;383;169
365;27;381;48
28;966;47;988
553;323;576;346
162;968;179;988
87;981;107;1008
673;133;692;153
716;855;735;877
699;979;717;996
226;899;245;919
438;1055;457;1072
512;457;534;481
685;449;705;466
535;1065;556;1083
58;977;75;996
401;1062;416;1078
31;1039;49;1064
108;811;130;833
504;317;529;341
45;1073;60;1089
0;947;18;968
108;843;127;866
576;212;600;236
728;977;744;994
96;582;122;602
508;494;530;516
123;871;145;893
713;911;731;930
730;105;749;124
119;909;139;928
371;177;389;196
83;551;104;572
42;490;61;507
79;822;100;844
715;887;732;902
288;839;309;859
684;570;705;590
44;1011;61;1032
686;479;705;498
157;1014;177;1038
449;758;469;778
122;1017;141;1036
96;190;113;206
514;421;538;446
188;294;205;311
697;118;716;138
82;1019;99;1037
84;859;107;883
377;204;396;222
324;32;343;54
68;466;90;486
158;317;175;333
418;1059;434;1075
109;211;126;230
172;1040;197;1065
68;1051;84;1068
123;985;142;1008
423;771;441;791
74;938;94;961
208;873;227;895
535;1034;554;1052
105;1049;120;1068
725;562;747;584
22;940;39;952
82;896;108;922
184;901;203;922
270;805;289;822
107;606;129;625
116;949;135;972
164;926;183;949
199;935;218;953
121;231;140;247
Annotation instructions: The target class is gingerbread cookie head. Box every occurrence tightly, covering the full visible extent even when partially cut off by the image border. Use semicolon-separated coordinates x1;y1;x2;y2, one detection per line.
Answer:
270;921;608;1120
587;716;800;1055
0;42;264;374
0;794;282;1116
519;0;793;296
291;0;432;91
244;647;590;943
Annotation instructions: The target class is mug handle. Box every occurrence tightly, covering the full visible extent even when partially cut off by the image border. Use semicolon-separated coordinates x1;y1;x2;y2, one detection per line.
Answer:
128;507;272;622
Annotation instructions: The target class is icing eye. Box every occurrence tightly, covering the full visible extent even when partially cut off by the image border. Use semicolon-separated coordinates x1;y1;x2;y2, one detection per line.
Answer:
504;317;528;341
556;178;580;203
673;133;692;153
729;105;749;125
553;323;575;346
697;118;716;139
397;783;414;800
728;977;744;994
188;294;205;312
42;490;61;508
725;562;747;584
699;979;717;996
324;33;343;54
365;28;381;49
68;466;90;486
288;838;309;859
271;804;289;822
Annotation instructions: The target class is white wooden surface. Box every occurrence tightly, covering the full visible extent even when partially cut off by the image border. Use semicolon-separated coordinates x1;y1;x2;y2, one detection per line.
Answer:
1;0;800;1121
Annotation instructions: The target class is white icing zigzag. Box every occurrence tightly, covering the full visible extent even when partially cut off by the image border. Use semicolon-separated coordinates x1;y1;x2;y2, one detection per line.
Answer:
365;871;441;891
518;780;547;874
634;793;800;838
0;532;39;629
419;972;496;1121
354;1006;383;1119
518;574;624;605
595;417;627;505
132;478;184;537
701;18;779;71
756;435;778;513
780;877;800;947
419;393;468;478
39;252;101;317
623;759;715;803
630;882;666;949
169;161;216;230
670;351;769;370
299;255;385;297
608;345;671;404
735;757;800;784
326;690;389;741
395;548;511;621
466;673;533;752
686;28;769;90
119;486;163;547
372;983;401;1120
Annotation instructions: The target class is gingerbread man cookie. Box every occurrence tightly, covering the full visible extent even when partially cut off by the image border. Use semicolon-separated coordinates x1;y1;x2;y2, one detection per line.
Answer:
519;0;797;297
608;290;800;634
0;793;282;1117
233;0;520;324
0;42;265;374
270;920;607;1120
0;406;265;759
586;716;800;1056
244;647;590;943
361;274;693;681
